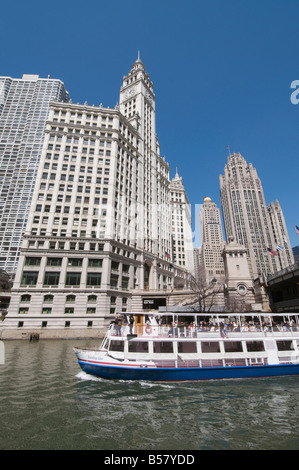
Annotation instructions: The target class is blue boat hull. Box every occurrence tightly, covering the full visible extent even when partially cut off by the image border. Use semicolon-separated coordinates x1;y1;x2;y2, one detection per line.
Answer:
77;360;299;382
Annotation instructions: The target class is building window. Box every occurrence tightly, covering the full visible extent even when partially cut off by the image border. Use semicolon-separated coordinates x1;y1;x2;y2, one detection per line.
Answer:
64;307;74;314
88;295;97;303
43;272;60;286
46;258;62;266
86;273;102;287
66;295;76;303
67;258;83;267
21;272;38;286
65;272;81;286
42;307;52;314
111;261;119;271
44;294;54;303
110;274;118;288
86;307;96;314
20;294;31;303
25;257;41;266
88;259;103;267
122;277;129;289
18;308;29;314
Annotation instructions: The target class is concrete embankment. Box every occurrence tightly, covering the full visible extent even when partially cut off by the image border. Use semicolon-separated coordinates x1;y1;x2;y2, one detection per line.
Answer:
0;327;107;340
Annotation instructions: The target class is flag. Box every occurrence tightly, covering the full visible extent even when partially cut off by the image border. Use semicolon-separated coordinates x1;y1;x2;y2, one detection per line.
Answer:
276;244;284;251
267;248;278;256
296;225;299;235
165;251;170;259
169;264;173;269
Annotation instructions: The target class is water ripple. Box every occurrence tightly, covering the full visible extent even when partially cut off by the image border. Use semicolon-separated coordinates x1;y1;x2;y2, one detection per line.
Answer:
1;340;299;449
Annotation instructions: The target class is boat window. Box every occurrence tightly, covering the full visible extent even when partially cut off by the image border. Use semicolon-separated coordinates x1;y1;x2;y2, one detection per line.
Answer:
128;341;149;353
178;342;197;353
224;342;243;353
225;358;246;367
201;359;223;367
276;341;293;351
201;342;221;353
153;342;173;353
246;341;265;352
109;340;124;352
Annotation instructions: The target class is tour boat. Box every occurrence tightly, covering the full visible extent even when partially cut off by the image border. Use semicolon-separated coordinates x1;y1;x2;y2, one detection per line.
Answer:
74;312;299;381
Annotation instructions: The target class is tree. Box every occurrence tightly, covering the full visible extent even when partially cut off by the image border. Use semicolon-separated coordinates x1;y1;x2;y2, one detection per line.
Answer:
0;270;13;291
180;266;225;312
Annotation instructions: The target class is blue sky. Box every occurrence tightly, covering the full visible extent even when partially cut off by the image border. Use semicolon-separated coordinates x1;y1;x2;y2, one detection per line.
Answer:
1;0;299;247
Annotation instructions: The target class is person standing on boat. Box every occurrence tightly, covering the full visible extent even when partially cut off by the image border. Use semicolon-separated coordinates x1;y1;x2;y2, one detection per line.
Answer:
129;315;134;335
220;322;226;338
115;315;122;336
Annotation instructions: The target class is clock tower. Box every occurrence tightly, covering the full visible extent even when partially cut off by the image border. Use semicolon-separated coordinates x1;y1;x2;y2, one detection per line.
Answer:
119;54;171;259
119;52;155;146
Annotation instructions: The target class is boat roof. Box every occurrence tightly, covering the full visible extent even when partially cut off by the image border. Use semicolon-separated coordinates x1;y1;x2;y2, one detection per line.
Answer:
116;311;297;318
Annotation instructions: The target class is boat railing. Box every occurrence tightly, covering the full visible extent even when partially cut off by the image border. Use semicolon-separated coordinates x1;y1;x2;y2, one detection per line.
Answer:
74;346;107;352
109;323;299;339
153;357;270;369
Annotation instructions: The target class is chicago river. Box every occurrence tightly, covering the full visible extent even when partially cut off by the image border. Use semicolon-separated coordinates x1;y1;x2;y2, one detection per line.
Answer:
1;339;299;450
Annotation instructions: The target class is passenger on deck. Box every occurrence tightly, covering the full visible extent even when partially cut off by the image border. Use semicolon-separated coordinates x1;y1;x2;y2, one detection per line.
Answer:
129;315;134;335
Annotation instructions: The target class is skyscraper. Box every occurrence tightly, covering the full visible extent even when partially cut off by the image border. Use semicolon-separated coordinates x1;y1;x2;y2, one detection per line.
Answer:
219;152;293;278
267;200;294;269
0;74;69;274
169;170;194;274
118;54;171;259
4;57;191;336
198;196;225;283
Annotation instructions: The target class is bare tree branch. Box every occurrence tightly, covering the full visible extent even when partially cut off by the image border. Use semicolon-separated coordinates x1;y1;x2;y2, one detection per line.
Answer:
179;266;224;312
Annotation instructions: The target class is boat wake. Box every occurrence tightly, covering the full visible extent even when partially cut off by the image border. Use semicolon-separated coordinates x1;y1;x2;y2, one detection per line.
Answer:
76;371;105;382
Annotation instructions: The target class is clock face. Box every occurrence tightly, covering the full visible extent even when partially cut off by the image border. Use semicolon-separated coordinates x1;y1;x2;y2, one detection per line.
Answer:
126;88;135;98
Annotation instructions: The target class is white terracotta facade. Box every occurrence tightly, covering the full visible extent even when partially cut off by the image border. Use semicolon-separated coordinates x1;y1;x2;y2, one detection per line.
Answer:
3;58;191;337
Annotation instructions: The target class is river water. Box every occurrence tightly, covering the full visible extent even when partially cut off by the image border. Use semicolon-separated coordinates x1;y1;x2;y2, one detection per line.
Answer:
1;339;299;451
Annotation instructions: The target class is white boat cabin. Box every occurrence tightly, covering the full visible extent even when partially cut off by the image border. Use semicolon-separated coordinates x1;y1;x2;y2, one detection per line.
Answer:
101;312;299;368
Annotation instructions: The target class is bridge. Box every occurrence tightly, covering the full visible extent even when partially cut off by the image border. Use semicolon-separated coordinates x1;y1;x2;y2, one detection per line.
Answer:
266;262;299;313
